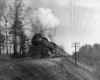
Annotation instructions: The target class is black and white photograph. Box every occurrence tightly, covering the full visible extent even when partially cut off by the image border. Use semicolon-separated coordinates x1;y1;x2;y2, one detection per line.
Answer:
0;0;100;80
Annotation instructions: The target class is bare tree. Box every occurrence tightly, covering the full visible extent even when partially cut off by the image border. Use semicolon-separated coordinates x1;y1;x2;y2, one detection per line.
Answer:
0;0;7;54
7;0;31;56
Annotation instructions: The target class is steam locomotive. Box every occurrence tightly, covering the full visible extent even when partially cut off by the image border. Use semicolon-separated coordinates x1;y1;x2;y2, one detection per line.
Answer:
28;34;66;58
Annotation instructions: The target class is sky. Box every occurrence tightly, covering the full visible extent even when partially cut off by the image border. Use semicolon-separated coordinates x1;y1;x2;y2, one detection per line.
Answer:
23;0;100;54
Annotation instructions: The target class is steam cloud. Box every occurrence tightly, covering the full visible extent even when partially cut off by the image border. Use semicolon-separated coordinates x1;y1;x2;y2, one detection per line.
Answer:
25;7;59;41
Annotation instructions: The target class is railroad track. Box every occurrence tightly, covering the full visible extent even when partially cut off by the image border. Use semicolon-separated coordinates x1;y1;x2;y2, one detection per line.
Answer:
0;56;68;62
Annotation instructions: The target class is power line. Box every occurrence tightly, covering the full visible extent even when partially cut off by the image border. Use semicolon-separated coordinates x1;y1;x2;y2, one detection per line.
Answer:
75;0;80;42
81;15;100;43
77;0;88;42
80;9;95;42
73;0;76;42
80;8;95;42
70;0;73;43
79;3;96;42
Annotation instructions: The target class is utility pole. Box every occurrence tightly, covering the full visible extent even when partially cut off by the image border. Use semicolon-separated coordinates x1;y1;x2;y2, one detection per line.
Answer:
72;42;80;66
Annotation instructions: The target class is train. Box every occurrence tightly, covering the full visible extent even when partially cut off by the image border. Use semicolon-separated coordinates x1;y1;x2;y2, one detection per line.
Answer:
28;33;67;58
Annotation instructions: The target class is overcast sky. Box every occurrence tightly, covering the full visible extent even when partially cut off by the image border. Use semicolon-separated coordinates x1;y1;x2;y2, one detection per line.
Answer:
23;0;100;54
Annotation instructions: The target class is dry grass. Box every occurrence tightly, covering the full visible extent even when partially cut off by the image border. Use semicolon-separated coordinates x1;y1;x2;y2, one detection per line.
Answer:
0;55;99;80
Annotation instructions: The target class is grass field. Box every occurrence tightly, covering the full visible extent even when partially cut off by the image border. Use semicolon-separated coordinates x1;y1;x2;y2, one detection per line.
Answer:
0;54;99;80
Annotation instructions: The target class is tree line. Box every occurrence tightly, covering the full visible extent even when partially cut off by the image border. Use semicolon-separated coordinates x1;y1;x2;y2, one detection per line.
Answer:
0;0;33;56
76;43;100;58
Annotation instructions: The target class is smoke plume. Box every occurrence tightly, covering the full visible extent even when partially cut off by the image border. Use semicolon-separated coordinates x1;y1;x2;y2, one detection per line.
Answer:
25;7;59;41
